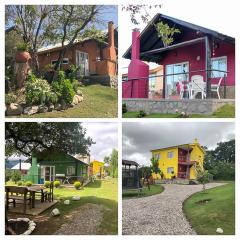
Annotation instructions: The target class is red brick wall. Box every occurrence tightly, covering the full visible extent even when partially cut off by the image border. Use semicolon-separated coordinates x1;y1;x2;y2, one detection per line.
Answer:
38;40;101;75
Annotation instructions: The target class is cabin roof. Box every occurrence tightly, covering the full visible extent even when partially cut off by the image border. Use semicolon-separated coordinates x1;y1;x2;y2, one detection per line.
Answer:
122;159;139;166
27;149;89;165
151;142;204;153
123;13;235;63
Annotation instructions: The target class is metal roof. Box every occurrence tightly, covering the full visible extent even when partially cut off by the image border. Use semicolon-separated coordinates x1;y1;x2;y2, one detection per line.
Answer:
122;159;139;166
11;162;31;170
123;13;235;63
151;143;196;152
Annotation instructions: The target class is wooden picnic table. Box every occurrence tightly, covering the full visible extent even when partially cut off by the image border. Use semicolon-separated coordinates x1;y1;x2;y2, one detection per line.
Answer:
27;185;46;208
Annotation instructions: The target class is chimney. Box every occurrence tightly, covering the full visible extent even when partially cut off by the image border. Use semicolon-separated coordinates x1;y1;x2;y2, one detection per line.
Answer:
131;28;140;60
108;21;114;47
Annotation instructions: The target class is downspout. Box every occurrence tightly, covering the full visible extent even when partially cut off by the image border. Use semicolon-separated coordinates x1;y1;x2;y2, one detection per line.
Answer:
205;36;211;98
187;145;190;179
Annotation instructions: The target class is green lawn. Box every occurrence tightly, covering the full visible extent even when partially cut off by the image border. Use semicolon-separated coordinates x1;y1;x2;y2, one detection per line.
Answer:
122;184;164;198
20;84;118;118
7;179;118;235
123;104;235;118
183;182;235;235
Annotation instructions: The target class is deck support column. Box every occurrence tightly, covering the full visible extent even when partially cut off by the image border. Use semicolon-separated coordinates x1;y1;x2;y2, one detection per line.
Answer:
205;36;211;98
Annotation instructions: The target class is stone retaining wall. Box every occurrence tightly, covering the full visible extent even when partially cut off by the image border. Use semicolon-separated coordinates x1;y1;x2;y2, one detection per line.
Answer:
123;98;235;115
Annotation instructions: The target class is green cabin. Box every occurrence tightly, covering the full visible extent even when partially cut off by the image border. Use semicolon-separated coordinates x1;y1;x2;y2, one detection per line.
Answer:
24;149;89;184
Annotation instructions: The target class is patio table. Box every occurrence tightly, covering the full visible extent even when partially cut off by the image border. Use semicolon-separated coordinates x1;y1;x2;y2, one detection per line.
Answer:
27;186;46;208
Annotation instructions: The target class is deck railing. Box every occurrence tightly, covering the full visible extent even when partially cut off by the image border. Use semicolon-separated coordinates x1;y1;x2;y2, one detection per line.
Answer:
21;174;88;184
122;69;228;99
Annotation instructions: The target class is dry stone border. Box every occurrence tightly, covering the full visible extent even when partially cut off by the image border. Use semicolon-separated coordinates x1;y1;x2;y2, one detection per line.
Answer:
122;183;225;235
6;94;83;116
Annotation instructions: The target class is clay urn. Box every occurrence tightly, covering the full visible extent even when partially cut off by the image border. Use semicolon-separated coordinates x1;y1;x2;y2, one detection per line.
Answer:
15;44;31;63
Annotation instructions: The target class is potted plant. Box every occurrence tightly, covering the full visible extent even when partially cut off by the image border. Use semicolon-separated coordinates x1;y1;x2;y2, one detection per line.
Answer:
15;43;31;63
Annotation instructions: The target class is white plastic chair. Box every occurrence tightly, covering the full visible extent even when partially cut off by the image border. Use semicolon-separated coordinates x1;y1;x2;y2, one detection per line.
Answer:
178;81;190;99
211;77;223;99
190;75;206;99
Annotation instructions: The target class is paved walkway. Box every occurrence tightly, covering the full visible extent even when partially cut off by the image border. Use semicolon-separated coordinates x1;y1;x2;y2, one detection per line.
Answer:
122;183;225;235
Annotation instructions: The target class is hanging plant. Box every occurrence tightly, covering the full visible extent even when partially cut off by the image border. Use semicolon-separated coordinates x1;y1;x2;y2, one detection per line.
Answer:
155;21;181;47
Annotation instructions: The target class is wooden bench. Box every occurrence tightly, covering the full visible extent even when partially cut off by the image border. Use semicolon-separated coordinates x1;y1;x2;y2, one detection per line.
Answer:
5;186;32;214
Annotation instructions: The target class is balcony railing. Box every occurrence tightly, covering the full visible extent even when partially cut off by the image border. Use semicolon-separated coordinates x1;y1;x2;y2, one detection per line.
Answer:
122;69;228;99
178;172;187;179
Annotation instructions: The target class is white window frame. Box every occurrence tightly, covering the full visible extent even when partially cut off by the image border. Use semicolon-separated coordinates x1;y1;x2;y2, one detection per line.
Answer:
154;153;160;160
167;167;174;174
166;61;189;81
149;73;157;91
211;56;227;78
167;151;174;159
66;166;75;176
51;58;69;65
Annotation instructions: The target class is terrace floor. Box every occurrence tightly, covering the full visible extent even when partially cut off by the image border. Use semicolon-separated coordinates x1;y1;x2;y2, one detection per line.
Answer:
7;200;58;216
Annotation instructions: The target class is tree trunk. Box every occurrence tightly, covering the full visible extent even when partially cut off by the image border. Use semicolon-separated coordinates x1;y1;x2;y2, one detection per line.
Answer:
14;62;30;89
31;52;40;76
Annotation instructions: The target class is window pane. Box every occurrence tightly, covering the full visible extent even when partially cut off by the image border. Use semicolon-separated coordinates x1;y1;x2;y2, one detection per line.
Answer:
211;57;227;78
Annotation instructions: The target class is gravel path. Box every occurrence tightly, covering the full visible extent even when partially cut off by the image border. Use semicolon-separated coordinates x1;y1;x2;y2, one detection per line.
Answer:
123;183;225;235
55;203;104;235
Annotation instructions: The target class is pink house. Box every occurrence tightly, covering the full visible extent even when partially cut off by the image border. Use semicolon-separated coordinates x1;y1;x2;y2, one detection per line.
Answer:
123;14;235;99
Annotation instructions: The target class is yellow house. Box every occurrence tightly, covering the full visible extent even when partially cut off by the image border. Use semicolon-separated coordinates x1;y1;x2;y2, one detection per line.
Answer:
151;139;204;180
91;160;104;177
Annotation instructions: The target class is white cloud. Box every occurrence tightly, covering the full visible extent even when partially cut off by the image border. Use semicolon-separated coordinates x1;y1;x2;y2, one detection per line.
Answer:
123;122;235;166
82;122;118;162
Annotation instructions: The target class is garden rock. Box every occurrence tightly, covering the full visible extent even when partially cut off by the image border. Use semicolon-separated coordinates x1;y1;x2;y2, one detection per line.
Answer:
77;89;83;96
55;103;62;111
72;196;81;201
6;103;23;116
77;95;83;102
72;95;83;105
23;106;39;115
216;228;224;234
60;101;67;110
72;95;79;105
48;103;54;112
38;105;48;113
64;200;70;205
51;208;60;216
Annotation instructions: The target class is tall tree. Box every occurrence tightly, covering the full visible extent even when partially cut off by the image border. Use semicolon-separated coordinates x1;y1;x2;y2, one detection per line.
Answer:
51;5;107;72
150;157;161;175
5;122;94;156
5;5;55;74
204;139;235;180
122;5;161;25
104;149;118;178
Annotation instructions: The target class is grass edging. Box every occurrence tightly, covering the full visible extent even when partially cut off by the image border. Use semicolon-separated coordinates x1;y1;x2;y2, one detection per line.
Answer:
182;182;234;235
122;184;164;199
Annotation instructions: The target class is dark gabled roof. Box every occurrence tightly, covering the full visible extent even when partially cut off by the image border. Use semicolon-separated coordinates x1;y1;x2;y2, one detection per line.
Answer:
122;159;139;166
27;149;89;165
123;13;235;63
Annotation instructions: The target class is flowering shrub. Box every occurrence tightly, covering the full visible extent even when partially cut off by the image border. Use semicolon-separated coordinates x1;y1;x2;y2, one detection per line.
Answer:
25;77;52;105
